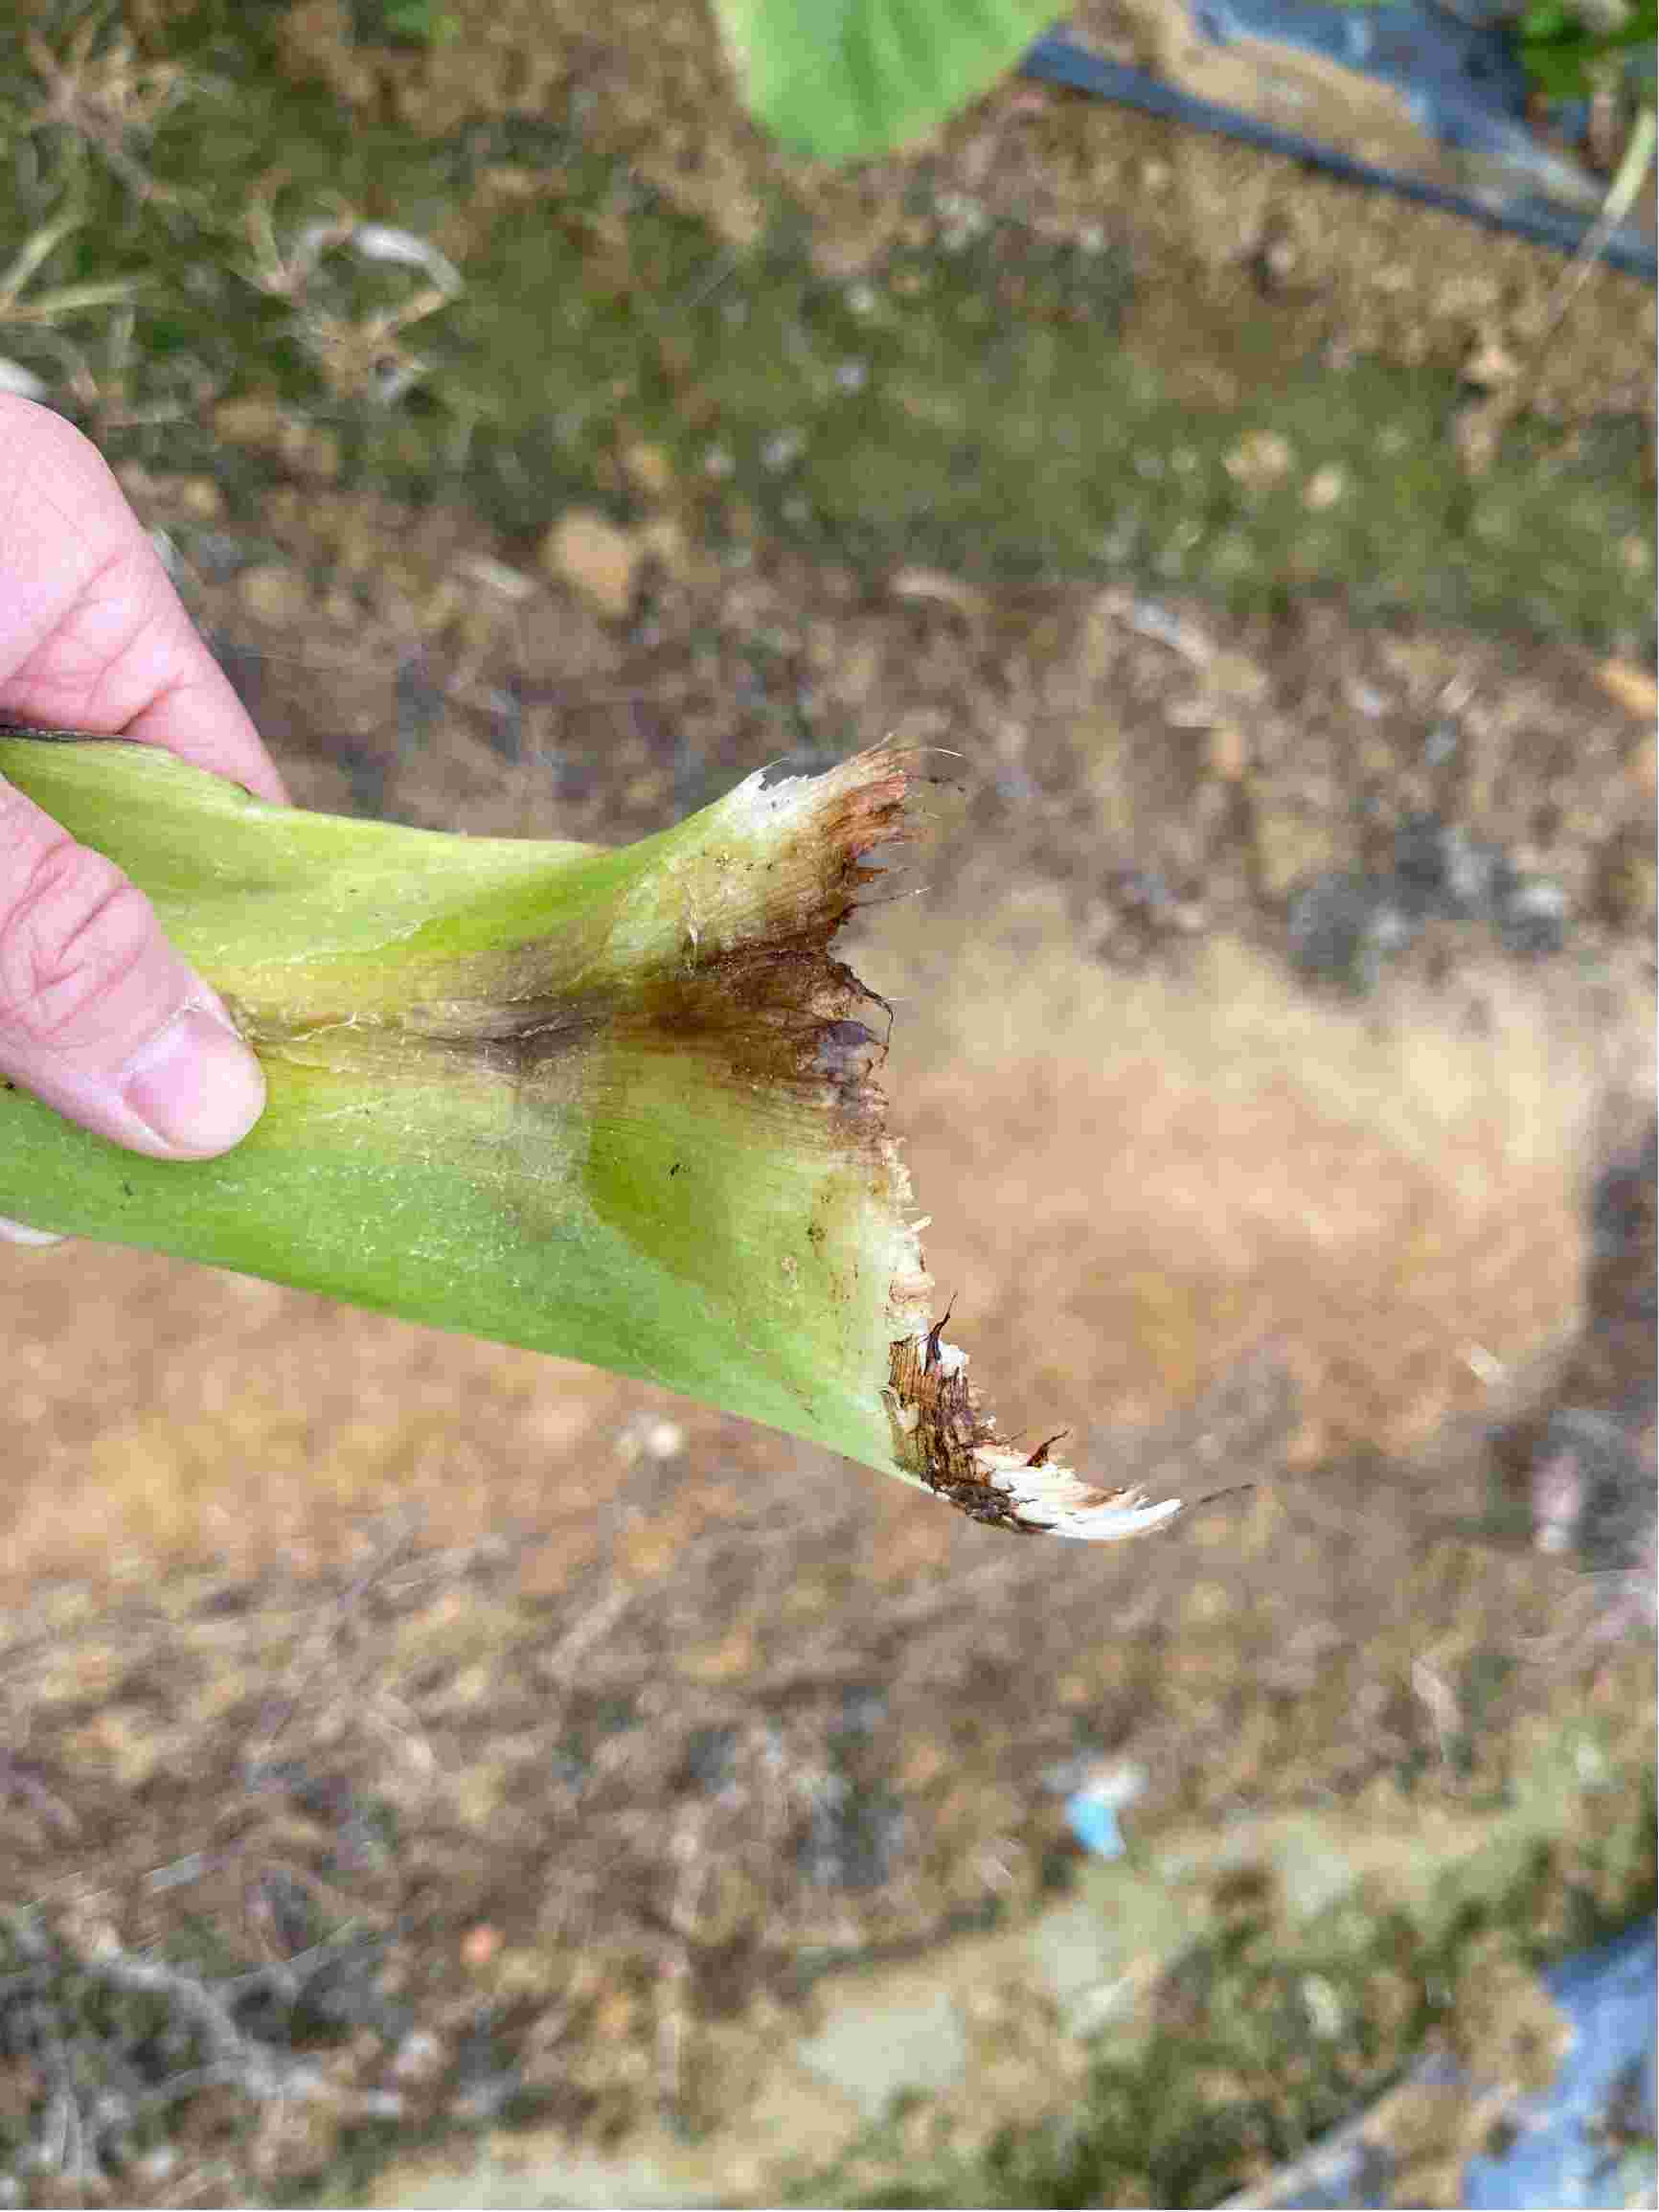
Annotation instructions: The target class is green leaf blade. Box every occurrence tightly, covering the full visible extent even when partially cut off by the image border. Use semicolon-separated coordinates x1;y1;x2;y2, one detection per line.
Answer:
715;0;1064;165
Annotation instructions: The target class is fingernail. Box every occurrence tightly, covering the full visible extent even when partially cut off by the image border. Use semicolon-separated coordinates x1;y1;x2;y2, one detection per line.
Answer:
123;1007;266;1158
0;1217;64;1246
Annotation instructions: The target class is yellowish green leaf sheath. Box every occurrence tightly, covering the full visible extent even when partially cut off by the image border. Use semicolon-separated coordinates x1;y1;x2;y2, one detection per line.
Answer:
0;732;1181;1541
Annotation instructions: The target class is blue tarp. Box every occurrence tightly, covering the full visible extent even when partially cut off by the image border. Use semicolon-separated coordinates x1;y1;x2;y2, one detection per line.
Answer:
1022;11;1655;283
1464;1917;1657;2211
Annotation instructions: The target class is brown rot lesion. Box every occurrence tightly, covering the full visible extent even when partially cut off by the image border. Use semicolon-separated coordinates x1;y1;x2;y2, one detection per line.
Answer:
883;1306;1187;1542
883;1312;1042;1535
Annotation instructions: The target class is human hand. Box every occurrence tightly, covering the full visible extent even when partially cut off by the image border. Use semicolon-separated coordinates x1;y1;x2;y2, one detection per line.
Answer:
0;396;286;1198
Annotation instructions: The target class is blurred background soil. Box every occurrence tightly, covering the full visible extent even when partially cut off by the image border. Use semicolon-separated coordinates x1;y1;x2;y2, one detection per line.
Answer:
0;0;1653;2202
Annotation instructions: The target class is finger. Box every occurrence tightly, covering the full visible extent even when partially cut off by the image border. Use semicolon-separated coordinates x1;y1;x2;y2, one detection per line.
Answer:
0;397;288;804
0;772;265;1159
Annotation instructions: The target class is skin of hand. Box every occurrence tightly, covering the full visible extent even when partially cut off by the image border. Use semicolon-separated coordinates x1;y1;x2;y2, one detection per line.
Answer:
0;396;286;1225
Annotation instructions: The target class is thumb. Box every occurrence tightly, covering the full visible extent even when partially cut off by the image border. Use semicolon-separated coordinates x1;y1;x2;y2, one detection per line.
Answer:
0;773;265;1159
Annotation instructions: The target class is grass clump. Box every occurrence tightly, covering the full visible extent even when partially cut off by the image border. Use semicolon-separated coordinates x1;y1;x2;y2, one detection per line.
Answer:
0;0;1651;650
793;1779;1657;2209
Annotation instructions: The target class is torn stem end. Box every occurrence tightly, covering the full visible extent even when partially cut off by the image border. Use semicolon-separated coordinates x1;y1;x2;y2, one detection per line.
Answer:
881;1325;1184;1542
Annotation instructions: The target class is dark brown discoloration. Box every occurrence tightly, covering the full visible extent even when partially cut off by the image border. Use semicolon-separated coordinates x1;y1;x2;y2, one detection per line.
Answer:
234;994;614;1086
490;753;910;1114
419;996;613;1078
883;1328;1043;1536
8;725;916;1112
884;1328;1182;1539
815;1017;888;1105
924;1295;956;1371
548;757;913;1135
229;751;917;1127
611;953;897;1149
613;761;909;1112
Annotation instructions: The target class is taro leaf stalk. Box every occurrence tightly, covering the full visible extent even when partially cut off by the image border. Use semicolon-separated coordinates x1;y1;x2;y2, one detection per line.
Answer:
0;731;1181;1541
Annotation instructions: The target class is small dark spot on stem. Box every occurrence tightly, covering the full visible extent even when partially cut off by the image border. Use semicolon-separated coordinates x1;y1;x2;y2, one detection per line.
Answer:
924;1295;957;1370
815;1018;886;1087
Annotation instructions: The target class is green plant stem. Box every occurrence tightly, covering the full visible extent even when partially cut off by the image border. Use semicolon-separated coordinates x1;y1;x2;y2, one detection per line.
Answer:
0;732;1182;1543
